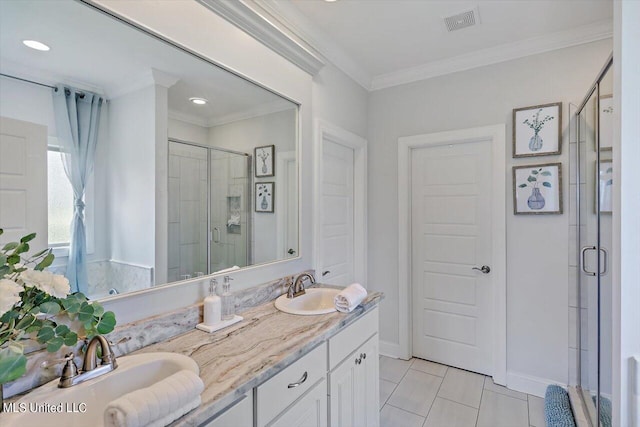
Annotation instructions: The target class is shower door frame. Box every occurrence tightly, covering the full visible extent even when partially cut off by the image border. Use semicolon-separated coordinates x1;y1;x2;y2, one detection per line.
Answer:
168;138;252;276
574;53;613;427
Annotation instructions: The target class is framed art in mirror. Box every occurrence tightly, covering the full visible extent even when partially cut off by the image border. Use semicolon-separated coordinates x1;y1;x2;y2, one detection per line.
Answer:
255;145;275;177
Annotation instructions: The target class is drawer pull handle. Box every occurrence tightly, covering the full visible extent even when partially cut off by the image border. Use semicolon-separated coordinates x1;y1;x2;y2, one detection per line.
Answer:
288;371;308;388
355;357;362;365
361;353;366;360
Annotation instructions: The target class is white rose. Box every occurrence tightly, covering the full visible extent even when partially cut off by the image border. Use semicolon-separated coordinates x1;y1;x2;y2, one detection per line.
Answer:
19;269;70;299
0;278;23;317
49;274;71;299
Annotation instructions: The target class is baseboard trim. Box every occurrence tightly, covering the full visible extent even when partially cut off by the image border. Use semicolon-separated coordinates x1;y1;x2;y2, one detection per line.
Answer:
507;371;563;398
380;340;406;359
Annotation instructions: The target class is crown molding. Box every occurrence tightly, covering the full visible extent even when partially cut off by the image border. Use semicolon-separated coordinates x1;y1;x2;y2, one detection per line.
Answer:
0;60;106;95
207;100;296;127
256;0;372;90
193;1;611;92
370;19;613;91
196;0;325;76
168;110;209;128
168;100;296;129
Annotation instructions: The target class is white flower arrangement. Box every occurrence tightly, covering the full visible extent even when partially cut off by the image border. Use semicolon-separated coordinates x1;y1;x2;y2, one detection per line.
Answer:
0;229;116;385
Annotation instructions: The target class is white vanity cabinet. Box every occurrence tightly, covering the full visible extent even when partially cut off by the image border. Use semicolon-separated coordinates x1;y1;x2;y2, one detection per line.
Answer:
268;378;327;427
257;342;328;427
201;393;253;427
328;308;380;427
210;307;379;427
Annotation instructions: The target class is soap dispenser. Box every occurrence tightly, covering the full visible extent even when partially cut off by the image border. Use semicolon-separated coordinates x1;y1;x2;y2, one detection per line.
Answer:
203;278;221;326
221;276;235;320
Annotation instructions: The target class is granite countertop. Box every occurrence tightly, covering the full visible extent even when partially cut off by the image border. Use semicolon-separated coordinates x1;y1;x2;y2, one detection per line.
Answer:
137;291;383;427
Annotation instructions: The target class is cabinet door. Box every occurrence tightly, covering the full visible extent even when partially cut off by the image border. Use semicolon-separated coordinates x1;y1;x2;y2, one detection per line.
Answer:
269;378;327;427
201;393;252;427
329;351;360;427
329;334;379;427
358;335;379;427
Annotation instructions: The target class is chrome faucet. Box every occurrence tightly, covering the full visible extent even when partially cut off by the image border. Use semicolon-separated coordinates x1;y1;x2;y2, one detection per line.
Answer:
287;273;315;298
52;335;118;388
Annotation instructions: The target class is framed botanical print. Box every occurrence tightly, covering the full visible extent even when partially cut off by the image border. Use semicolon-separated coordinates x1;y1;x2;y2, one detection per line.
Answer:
255;182;274;213
254;145;275;177
513;163;563;215
513;102;562;157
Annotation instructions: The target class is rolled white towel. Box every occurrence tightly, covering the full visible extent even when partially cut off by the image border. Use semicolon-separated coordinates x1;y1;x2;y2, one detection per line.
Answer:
104;369;204;427
334;283;367;313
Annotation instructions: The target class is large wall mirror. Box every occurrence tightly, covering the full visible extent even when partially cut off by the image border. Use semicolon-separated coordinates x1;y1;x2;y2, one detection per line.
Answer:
0;0;299;300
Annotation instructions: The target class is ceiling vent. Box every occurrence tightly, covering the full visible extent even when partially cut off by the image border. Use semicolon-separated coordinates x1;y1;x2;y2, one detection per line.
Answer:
444;8;479;32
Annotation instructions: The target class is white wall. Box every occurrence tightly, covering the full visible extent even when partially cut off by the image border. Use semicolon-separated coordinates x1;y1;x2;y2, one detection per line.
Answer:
312;63;368;139
613;1;640;425
108;85;156;269
168;118;208;145
367;39;612;394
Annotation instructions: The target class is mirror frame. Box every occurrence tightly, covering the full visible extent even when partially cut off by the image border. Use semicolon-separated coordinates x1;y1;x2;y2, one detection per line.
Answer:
67;0;312;322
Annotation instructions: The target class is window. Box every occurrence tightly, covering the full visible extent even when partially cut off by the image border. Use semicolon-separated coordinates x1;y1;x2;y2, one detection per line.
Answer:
46;140;94;256
47;147;74;247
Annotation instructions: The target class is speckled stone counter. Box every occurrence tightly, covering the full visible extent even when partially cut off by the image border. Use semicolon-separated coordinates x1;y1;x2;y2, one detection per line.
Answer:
137;291;383;427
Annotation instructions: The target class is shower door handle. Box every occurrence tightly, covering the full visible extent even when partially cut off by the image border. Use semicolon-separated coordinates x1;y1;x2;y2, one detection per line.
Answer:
212;227;220;243
581;246;597;276
599;247;608;276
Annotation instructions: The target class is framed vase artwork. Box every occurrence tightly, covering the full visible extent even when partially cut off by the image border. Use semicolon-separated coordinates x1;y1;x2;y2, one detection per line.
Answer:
255;182;274;213
513;162;563;215
597;160;613;213
598;95;613;151
513;102;562;157
254;145;275;177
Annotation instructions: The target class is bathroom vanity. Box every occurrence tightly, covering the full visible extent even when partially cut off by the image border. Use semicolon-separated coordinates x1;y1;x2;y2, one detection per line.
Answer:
133;293;382;427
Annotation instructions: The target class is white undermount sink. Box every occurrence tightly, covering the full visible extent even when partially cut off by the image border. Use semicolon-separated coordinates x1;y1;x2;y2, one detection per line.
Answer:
2;352;198;427
275;287;341;315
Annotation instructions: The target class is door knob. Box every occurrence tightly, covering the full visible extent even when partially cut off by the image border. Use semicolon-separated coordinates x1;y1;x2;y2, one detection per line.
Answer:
472;265;491;274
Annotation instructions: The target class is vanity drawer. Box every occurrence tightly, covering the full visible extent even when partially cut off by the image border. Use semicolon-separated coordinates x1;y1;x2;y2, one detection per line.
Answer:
256;342;327;427
329;307;378;370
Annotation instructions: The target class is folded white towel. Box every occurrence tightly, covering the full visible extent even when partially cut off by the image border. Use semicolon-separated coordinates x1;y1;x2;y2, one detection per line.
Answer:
227;214;240;226
213;265;240;275
334;283;368;313
104;370;204;427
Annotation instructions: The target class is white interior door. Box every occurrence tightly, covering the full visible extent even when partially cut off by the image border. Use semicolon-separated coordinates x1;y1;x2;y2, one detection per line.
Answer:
411;140;493;375
0;116;48;249
318;139;355;285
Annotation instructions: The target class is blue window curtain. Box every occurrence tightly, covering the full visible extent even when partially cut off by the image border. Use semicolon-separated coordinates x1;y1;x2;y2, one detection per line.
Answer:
52;85;103;294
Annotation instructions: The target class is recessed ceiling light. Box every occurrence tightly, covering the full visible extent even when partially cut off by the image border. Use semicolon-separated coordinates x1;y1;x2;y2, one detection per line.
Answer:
189;97;208;105
22;40;50;51
324;0;338;2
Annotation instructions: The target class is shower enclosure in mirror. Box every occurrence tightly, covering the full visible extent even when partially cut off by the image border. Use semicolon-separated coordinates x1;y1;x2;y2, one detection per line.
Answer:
572;54;613;427
0;0;299;300
167;141;251;283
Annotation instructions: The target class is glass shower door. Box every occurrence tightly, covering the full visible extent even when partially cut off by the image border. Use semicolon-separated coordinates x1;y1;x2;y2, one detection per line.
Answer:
576;61;613;427
209;149;251;273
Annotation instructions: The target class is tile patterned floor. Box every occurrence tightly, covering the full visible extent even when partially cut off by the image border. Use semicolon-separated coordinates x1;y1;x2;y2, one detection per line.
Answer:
380;356;546;427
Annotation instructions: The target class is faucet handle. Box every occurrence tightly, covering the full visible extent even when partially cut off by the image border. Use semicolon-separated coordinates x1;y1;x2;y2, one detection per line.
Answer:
41;352;76;369
108;336;131;347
